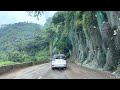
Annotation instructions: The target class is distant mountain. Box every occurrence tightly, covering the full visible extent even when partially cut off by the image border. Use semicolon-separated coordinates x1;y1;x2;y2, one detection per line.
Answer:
0;22;42;52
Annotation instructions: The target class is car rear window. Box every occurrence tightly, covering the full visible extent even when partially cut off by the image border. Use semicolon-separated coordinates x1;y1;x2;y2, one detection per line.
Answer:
53;54;66;59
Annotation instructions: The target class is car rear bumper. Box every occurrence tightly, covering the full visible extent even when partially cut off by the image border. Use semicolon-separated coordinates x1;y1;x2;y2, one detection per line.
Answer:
52;64;66;68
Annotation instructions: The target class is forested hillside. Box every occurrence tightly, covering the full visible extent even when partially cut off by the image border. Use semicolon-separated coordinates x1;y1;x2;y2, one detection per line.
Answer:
0;22;49;65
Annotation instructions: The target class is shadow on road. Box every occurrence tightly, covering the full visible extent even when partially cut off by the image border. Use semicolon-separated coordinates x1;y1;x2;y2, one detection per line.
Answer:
52;67;69;72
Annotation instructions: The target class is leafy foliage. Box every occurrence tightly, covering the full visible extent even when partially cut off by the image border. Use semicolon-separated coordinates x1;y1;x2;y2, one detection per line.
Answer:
1;11;120;73
0;60;17;67
0;22;49;63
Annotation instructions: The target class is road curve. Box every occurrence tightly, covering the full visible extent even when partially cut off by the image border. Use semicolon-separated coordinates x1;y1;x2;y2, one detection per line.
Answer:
0;63;118;79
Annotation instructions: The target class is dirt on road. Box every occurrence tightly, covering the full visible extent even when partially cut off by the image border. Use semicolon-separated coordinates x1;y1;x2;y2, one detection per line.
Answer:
0;63;118;79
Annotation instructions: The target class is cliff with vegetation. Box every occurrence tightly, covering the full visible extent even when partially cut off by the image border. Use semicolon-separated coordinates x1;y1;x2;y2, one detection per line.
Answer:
43;11;120;76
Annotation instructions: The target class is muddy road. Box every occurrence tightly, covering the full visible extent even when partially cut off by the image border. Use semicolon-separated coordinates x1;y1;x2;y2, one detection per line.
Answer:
0;63;118;79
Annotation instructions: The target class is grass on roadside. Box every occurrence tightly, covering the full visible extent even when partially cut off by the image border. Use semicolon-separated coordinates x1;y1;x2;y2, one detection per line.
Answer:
0;60;19;67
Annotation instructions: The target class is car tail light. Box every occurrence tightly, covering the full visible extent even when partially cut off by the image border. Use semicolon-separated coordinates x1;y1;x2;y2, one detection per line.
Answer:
52;59;55;61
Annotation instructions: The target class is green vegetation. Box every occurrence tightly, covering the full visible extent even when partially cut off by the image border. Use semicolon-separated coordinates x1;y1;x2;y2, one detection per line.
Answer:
1;11;120;76
35;48;49;61
29;11;120;73
0;60;17;67
0;22;49;65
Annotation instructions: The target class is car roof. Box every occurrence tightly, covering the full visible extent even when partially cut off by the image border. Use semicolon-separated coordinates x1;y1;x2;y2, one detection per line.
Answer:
53;54;65;57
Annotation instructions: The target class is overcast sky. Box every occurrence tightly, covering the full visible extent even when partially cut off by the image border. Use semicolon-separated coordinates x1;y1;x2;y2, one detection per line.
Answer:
0;11;57;26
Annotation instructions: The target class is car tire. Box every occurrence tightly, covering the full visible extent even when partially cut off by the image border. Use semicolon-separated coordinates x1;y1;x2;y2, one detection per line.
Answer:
64;67;66;70
52;67;54;70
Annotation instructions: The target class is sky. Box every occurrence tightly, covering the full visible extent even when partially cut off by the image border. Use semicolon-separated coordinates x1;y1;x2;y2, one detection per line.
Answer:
0;11;57;26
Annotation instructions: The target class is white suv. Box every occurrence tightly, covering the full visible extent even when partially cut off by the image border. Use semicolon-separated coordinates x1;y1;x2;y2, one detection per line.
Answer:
51;54;67;70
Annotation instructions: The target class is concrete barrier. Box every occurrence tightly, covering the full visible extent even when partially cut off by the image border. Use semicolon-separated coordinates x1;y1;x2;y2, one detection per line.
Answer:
0;61;49;75
0;65;14;75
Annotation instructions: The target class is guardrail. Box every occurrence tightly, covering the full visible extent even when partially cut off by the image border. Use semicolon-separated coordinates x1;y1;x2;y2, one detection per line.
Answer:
0;60;49;75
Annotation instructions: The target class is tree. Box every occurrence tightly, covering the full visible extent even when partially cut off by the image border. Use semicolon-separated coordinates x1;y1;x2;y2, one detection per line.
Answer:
27;11;44;19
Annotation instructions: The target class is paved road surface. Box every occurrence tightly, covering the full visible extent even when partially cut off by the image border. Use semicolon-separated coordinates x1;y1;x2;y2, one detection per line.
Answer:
0;63;118;79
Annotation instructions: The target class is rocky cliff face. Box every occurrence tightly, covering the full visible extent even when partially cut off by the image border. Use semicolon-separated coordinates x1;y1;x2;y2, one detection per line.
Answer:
66;11;120;77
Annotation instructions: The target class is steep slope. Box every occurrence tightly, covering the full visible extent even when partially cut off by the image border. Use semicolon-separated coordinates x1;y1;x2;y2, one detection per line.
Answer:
0;22;42;52
0;22;49;63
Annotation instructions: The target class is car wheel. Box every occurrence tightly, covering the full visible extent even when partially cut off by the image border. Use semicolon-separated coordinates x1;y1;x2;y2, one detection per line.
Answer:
52;67;54;70
64;67;66;70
